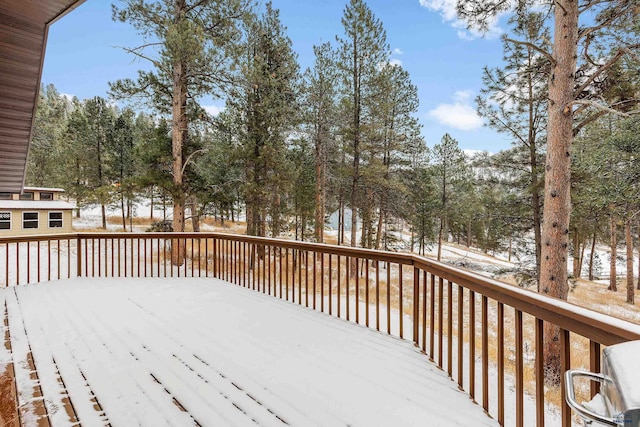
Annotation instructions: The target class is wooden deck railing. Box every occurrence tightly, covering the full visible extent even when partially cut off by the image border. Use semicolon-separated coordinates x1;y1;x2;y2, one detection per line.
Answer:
2;232;640;426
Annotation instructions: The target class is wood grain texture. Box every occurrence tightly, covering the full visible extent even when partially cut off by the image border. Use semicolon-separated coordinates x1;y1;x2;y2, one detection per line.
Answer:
0;1;84;192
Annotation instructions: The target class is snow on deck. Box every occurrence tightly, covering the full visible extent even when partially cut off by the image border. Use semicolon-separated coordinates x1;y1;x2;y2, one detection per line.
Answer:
1;278;498;427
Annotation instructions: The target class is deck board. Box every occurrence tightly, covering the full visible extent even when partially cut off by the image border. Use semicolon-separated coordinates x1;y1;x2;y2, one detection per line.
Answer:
3;278;498;426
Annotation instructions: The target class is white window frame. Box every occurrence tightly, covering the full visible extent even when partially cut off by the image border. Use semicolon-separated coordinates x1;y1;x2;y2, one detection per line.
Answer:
48;211;63;229
0;211;10;230
22;211;39;229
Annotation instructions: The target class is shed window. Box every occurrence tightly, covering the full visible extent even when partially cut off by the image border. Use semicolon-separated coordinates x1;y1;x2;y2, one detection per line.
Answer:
49;212;63;228
19;192;34;200
0;193;11;200
0;212;10;230
40;192;53;201
23;212;38;229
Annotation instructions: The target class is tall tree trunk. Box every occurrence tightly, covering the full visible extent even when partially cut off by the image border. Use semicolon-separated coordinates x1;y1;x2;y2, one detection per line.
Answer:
529;75;543;283
314;130;325;243
350;173;359;247
128;200;133;232
626;218;634;304
410;226;415;253
191;201;200;232
350;33;360;250
637;255;640;290
375;207;384;250
246;203;254;235
121;194;126;230
437;215;444;261
610;214;618;291
101;204;107;230
150;189;154;220
438;164;447;262
539;0;579;385
162;189;167;221
98;128;106;230
170;0;187;265
572;228;581;278
589;231;596;281
579;236;586;278
637;220;640;291
338;195;344;245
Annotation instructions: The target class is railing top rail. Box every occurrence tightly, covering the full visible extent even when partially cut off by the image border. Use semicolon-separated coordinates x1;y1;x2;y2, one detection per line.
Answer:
0;233;80;244
72;231;416;265
412;256;640;346
4;231;639;345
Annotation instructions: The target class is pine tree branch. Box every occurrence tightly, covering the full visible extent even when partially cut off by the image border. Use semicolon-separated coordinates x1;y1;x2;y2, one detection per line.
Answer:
571;98;640;135
555;1;567;15
118;44;170;75
185;0;209;14
182;148;208;175
504;38;555;66
578;0;608;13
570;99;631;116
578;6;627;41
573;110;608;136
573;50;625;99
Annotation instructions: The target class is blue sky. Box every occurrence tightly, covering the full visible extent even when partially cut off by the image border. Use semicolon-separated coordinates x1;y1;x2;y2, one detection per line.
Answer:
41;0;515;152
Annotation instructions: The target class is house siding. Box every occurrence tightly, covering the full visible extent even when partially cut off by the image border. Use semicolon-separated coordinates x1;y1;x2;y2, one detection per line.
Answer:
0;188;74;236
0;209;74;236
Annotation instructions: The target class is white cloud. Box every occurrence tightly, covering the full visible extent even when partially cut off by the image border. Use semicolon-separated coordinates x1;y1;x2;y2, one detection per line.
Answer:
419;0;503;39
389;58;403;67
393;48;404;55
203;105;224;117
428;90;483;131
419;0;458;21
60;92;75;102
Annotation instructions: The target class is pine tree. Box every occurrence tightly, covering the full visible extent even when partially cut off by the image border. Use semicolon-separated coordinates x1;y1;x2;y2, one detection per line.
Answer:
83;97;117;229
111;0;249;262
135;117;174;218
229;2;300;237
476;11;550;281
288;137;316;241
304;42;339;243
27;84;71;187
432;134;470;261
107;109;138;230
190;111;242;225
336;0;389;248
370;63;423;250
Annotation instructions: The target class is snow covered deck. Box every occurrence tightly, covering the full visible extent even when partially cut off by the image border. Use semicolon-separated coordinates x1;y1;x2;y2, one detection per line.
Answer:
1;277;498;426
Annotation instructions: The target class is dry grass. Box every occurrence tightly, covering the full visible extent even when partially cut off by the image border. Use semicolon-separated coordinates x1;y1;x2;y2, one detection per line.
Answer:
74;227;120;233
569;278;640;322
106;216;155;227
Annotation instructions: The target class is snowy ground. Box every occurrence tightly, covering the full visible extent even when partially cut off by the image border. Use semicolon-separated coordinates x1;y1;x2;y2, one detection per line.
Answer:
1;277;498;427
76;205;638;284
